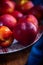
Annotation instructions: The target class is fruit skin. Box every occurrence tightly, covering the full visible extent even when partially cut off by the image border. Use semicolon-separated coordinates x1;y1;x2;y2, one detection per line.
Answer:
20;0;28;5
21;1;34;10
26;14;38;28
0;0;10;3
16;1;34;14
0;1;16;15
4;0;9;1
11;10;23;20
0;14;17;30
0;26;14;47
15;0;28;4
13;16;38;45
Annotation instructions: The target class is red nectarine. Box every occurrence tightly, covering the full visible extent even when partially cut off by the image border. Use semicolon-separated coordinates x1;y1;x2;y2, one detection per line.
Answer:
11;10;23;19
13;17;38;46
0;26;14;47
16;1;34;14
0;1;16;15
21;1;34;10
0;14;17;30
26;14;38;28
0;0;10;3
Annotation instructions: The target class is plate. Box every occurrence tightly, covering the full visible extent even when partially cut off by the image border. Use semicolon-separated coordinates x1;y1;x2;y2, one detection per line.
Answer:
0;33;42;54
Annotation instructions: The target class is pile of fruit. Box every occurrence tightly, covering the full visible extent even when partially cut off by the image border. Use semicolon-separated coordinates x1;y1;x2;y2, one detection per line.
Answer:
0;0;43;48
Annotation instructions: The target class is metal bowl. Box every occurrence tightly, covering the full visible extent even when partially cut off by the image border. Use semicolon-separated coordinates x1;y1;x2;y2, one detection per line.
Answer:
0;33;42;54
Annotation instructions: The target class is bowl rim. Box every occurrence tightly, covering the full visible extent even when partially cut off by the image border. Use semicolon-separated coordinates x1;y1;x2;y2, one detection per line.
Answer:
0;33;42;55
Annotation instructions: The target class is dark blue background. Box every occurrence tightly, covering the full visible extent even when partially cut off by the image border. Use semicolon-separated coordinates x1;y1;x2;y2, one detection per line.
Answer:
32;0;43;5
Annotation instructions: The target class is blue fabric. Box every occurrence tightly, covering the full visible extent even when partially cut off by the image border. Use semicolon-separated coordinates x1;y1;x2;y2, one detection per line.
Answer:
25;35;43;65
31;0;43;5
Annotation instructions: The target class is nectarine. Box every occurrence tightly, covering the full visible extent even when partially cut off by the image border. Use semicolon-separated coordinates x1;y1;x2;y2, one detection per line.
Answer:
26;14;38;28
11;10;23;19
0;0;10;2
0;1;16;15
19;0;28;5
0;14;17;30
13;17;38;46
16;1;34;14
21;1;34;10
0;26;14;47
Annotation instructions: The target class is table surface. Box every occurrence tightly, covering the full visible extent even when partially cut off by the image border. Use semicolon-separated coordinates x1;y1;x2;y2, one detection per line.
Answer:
0;47;31;65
